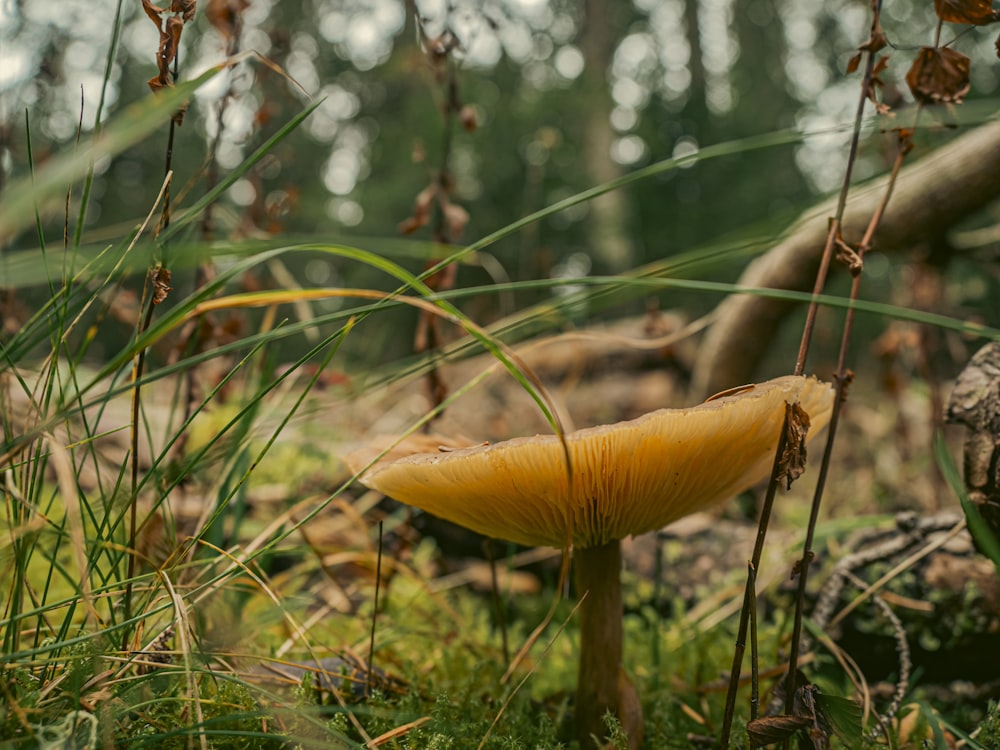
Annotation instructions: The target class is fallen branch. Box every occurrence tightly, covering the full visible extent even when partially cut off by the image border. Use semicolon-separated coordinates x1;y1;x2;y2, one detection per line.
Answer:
691;120;1000;399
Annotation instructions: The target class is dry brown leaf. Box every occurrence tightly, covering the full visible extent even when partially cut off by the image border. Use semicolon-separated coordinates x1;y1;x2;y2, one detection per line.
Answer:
442;201;469;241
459;104;477;132
897;127;915;155
426;29;460;63
776;401;811;490
206;0;248;38
397;216;423;235
847;28;889;75
934;0;1000;25
161;16;184;71
171;101;189;126
151;266;172;305
906;46;971;104
171;0;197;23
746;715;811;745
141;0;166;30
872;54;890;77
399;183;436;235
835;235;864;276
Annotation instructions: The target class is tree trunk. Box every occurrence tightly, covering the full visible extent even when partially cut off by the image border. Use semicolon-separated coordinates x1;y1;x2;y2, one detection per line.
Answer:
579;0;635;272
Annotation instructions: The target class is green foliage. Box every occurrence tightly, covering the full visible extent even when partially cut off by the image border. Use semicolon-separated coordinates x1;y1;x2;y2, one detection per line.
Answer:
977;701;1000;748
118;675;286;749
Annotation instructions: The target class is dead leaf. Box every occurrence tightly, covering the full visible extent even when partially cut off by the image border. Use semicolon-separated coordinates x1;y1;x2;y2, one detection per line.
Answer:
897;127;915;155
897;703;959;749
906;46;971;104
868;55;893;114
399;183;436;235
934;0;1000;25
171;0;197;23
206;0;248;39
161;16;184;73
143;0;195;123
141;0;166;30
151;266;172;305
170;101;189;126
746;715;811;745
847;28;889;74
426;29;460;63
872;54;890;78
459;104;477;132
422;259;458;293
835;235;864;276
442;201;469;241
850;50;892;114
776;402;811;490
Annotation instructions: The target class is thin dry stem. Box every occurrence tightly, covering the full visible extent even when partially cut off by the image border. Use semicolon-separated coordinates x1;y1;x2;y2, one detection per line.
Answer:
785;74;926;718
124;266;160;651
366;520;384;698
719;2;927;744
793;1;884;376
718;421;790;746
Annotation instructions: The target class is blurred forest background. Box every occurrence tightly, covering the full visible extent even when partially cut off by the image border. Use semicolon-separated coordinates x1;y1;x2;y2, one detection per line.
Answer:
4;1;1000;747
4;0;1000;370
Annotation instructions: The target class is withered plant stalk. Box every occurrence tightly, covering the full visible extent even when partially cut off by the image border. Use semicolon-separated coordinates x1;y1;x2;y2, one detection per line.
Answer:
403;2;474;416
125;3;191;647
717;0;956;744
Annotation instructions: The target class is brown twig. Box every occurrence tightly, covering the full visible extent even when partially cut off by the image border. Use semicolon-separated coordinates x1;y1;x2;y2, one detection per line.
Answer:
719;1;925;744
405;3;474;419
366;520;384;698
718;423;791;746
125;0;194;651
784;112;917;709
793;3;886;377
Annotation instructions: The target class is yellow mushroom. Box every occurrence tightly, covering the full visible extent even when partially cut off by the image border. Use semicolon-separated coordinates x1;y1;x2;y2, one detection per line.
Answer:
347;375;835;748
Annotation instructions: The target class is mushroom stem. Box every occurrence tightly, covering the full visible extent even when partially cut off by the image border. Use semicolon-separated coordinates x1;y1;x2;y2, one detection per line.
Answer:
575;539;624;747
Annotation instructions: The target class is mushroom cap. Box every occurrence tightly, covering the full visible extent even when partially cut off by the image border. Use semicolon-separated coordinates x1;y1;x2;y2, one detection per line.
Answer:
349;375;835;549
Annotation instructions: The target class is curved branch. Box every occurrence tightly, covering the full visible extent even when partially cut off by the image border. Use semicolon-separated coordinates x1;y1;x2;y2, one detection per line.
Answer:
691;120;1000;399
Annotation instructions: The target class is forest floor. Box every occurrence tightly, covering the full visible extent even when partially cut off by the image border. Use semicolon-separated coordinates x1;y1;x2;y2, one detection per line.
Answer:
8;312;999;748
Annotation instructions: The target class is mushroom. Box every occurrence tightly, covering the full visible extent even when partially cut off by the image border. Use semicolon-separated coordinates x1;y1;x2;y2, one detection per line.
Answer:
346;375;835;748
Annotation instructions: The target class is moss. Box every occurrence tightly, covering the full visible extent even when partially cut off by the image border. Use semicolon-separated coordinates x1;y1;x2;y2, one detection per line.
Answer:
0;667;42;743
977;701;1000;747
116;673;298;749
